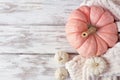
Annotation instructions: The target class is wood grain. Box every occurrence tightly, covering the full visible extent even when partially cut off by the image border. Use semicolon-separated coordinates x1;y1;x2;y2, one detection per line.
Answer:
0;0;119;54
0;54;75;80
0;0;81;24
0;54;119;80
0;0;82;54
0;25;77;53
0;0;119;80
0;54;57;80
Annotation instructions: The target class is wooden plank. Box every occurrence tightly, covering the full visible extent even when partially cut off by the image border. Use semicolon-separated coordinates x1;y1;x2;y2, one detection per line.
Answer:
0;0;82;25
0;25;119;53
0;25;76;53
0;0;119;54
0;54;119;80
0;54;71;80
0;0;82;53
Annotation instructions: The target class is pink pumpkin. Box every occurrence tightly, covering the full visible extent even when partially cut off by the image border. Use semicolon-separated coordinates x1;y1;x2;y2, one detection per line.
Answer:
65;6;118;58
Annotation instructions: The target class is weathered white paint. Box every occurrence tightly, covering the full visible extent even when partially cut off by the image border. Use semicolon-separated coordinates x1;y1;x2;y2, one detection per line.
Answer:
0;0;81;79
0;54;119;80
0;55;63;80
0;25;77;53
0;0;119;80
0;0;82;25
0;0;83;53
0;0;119;54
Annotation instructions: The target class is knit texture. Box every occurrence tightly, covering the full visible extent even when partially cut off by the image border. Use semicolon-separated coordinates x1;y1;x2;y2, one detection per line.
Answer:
102;43;120;76
80;0;120;76
65;43;120;80
65;56;86;80
65;0;120;79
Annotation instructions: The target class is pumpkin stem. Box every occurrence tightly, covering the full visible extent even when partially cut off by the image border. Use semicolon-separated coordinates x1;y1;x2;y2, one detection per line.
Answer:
81;25;97;37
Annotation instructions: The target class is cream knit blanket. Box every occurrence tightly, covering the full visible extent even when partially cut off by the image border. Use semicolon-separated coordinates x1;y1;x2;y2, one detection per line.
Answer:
65;0;120;80
66;42;120;80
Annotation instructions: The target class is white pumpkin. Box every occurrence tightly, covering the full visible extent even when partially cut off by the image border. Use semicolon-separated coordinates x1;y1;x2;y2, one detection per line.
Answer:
84;57;107;75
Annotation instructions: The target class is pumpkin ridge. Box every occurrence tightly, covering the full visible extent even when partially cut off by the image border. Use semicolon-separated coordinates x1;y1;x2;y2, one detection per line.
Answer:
92;35;98;56
96;11;114;27
76;39;90;57
69;18;87;24
90;6;105;25
77;35;97;57
97;32;118;37
76;36;89;49
65;20;88;34
69;10;87;23
77;7;90;23
97;32;118;43
89;6;91;24
88;6;91;23
97;23;117;34
85;35;97;57
97;31;118;35
97;32;118;47
97;23;118;34
94;34;108;56
94;34;99;56
66;32;88;49
95;33;109;47
65;6;118;57
97;22;115;29
95;11;105;26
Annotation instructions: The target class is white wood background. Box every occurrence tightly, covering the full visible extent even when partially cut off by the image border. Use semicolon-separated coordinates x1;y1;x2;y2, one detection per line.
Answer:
0;0;84;53
0;0;82;80
0;0;119;80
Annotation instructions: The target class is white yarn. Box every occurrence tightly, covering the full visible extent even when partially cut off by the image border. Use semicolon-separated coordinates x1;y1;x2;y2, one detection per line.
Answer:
101;76;118;80
66;56;99;80
65;56;86;80
66;43;120;80
102;42;120;76
83;57;107;76
65;0;120;79
101;77;113;80
55;67;68;80
54;51;69;64
82;64;92;80
81;0;120;76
